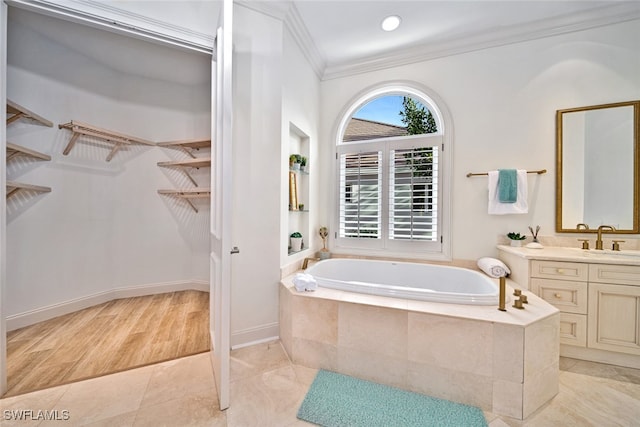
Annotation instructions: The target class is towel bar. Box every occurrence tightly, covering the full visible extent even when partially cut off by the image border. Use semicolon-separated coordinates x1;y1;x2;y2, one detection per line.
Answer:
466;169;546;178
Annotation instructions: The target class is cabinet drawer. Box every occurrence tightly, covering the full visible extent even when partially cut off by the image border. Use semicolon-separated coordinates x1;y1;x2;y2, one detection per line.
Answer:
589;263;640;286
531;260;588;282
531;278;588;314
559;313;587;347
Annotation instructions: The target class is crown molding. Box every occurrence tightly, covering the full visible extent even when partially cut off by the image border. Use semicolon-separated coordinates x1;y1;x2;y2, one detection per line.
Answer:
284;3;325;79
6;0;215;53
237;0;325;79
322;2;640;81
235;0;291;21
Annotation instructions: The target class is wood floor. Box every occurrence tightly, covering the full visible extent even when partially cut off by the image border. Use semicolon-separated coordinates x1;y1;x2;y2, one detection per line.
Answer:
5;290;210;397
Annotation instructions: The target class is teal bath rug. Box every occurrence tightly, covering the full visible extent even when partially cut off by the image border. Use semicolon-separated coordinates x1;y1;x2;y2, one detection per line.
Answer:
297;370;488;427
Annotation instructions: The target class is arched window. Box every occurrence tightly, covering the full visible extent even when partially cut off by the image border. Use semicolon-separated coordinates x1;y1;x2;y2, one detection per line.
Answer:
334;84;451;258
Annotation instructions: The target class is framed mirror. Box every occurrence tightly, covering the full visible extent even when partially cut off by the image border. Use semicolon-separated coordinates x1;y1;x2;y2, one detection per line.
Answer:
556;100;639;233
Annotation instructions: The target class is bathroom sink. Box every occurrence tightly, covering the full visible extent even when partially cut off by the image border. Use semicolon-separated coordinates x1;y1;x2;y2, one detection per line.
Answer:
582;249;640;258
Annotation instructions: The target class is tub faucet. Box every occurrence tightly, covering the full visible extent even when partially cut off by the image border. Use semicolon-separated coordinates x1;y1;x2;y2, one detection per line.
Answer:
302;257;319;270
498;276;507;312
595;225;616;250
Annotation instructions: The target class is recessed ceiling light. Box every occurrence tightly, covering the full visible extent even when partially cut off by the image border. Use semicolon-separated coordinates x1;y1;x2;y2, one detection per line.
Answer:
381;15;401;32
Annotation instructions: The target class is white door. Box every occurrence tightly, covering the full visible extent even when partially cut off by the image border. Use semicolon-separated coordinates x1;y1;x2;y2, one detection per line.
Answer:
0;0;8;395
210;0;233;411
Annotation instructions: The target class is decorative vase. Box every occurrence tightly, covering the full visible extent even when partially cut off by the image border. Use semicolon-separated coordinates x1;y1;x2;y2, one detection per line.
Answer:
319;250;331;260
290;237;303;252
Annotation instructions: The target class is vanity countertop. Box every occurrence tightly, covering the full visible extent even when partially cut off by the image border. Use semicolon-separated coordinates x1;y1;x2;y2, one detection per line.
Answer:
497;245;640;266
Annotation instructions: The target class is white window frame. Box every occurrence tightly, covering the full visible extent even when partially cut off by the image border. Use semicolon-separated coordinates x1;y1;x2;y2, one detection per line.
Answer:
331;82;452;261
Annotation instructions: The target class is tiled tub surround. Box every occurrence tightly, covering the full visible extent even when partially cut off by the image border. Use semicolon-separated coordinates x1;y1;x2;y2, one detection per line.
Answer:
279;275;560;420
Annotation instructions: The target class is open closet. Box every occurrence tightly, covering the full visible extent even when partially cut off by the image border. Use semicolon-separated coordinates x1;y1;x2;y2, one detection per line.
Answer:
2;3;216;397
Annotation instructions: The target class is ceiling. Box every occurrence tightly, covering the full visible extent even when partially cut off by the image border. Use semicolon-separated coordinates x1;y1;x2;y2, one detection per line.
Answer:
7;0;640;83
288;0;640;79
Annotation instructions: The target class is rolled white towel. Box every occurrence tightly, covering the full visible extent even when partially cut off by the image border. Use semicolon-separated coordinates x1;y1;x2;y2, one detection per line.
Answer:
293;273;317;292
477;257;511;278
305;276;318;291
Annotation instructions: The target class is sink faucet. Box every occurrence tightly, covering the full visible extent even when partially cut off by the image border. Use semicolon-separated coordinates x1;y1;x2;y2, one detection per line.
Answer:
595;225;616;250
576;223;590;231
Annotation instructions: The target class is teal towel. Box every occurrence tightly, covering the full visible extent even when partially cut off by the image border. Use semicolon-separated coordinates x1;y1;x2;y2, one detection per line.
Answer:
498;169;517;203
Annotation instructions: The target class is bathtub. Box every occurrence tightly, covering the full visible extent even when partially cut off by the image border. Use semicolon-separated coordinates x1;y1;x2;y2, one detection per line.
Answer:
280;265;560;419
304;258;500;305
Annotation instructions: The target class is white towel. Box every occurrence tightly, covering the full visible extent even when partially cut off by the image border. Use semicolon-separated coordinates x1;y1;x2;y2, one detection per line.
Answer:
488;170;528;215
293;273;318;292
477;257;511;278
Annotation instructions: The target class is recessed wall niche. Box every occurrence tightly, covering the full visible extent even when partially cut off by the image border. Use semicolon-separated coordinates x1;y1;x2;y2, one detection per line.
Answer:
287;122;311;257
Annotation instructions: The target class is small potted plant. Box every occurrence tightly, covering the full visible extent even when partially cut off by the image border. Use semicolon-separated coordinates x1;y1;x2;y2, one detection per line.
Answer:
290;231;303;252
298;203;305;211
300;156;307;172
507;232;527;247
289;154;301;171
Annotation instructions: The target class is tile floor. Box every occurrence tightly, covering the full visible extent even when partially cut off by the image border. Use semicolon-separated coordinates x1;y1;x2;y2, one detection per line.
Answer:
1;340;639;426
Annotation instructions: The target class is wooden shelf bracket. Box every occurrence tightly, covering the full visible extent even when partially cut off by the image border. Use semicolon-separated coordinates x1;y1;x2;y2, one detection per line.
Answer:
6;181;52;200
157;158;211;187
7;142;52;162
6;100;53;127
157;139;211;159
158;188;211;212
58;120;154;162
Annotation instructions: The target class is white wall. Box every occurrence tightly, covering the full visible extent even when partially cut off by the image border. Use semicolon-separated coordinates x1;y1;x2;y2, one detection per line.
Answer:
281;24;321;264
230;5;321;347
319;20;640;261
6;10;210;319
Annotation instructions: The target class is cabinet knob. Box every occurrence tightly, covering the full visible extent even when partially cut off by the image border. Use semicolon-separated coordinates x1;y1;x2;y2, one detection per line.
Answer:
557;269;564;274
554;293;562;299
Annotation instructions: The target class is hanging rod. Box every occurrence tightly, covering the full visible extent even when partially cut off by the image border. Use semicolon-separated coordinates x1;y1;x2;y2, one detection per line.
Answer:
466;169;547;178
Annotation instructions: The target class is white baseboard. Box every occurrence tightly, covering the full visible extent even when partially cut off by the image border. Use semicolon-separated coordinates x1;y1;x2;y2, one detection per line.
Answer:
7;280;210;332
230;322;279;349
112;280;209;298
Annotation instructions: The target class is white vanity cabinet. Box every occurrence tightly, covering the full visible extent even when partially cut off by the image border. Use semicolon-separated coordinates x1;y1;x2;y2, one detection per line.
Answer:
497;246;640;368
587;264;640;356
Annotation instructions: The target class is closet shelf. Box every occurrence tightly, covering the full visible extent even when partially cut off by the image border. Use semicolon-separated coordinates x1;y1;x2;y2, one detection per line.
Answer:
6;181;52;199
158;188;211;213
157;139;210;158
58;120;154;162
157;158;211;187
6;100;53;127
7;142;52;162
157;158;211;168
158;188;211;197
